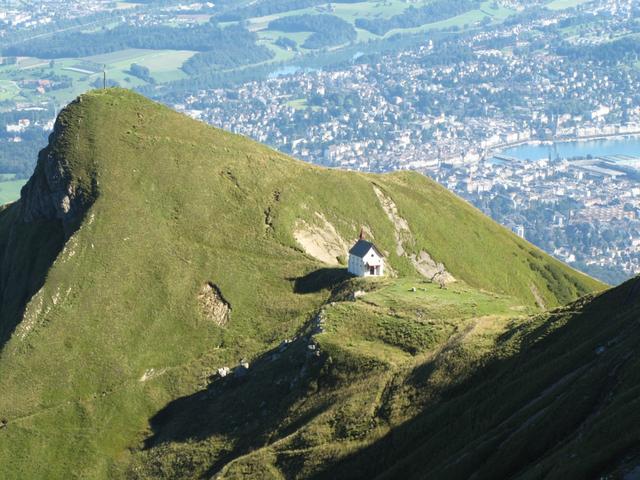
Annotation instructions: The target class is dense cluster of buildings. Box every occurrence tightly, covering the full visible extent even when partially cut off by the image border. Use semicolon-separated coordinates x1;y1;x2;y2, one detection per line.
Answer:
0;0;121;35
0;0;218;39
178;0;639;174
431;152;640;280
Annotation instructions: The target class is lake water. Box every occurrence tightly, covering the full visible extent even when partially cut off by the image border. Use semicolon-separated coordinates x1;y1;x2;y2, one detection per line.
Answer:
499;135;640;161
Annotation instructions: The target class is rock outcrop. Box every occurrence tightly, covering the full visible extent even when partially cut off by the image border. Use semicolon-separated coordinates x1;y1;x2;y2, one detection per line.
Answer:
198;282;231;326
294;212;349;265
18;105;97;237
410;251;456;285
373;184;455;284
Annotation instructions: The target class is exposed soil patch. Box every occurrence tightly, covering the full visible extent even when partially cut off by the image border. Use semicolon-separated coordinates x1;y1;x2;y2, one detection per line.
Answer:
410;251;455;285
530;283;546;310
264;190;281;233
373;185;412;256
139;368;167;383
294;212;349;265
198;282;231;326
220;169;240;189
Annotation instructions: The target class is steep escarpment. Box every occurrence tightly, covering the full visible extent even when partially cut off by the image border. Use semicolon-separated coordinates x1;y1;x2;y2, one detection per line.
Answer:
19;107;98;234
0;89;605;479
0;99;98;347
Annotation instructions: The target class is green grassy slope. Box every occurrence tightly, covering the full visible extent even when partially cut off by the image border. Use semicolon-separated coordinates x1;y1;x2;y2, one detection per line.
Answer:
132;277;640;480
0;89;604;478
329;277;640;480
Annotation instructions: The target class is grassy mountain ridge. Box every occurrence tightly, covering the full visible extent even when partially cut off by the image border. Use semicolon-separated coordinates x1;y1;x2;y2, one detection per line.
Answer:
356;277;640;480
0;89;605;478
133;277;640;479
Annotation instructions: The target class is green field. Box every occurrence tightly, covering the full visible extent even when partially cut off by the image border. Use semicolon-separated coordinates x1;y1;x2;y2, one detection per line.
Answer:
383;1;515;37
286;98;309;110
284;97;322;111
0;179;25;205
115;1;141;8
250;0;516;48
546;0;591;10
0;58;94;104
85;49;196;84
363;278;532;318
262;41;298;62
0;80;20;101
248;0;413;31
0;49;195;106
249;0;423;46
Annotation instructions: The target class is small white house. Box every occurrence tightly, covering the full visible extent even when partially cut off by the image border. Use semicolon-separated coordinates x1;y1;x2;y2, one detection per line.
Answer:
348;235;384;277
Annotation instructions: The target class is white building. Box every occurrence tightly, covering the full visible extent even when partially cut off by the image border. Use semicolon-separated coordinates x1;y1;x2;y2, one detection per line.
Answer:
512;224;525;239
348;235;384;277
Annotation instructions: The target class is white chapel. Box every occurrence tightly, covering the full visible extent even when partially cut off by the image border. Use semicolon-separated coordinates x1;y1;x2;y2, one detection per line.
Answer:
348;230;384;277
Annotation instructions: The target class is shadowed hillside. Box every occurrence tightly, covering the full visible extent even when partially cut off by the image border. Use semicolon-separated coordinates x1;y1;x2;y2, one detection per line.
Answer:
130;276;640;479
314;278;640;480
0;89;605;479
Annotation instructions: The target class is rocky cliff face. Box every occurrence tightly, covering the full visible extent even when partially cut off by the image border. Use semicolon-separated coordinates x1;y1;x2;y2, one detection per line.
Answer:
18;114;96;237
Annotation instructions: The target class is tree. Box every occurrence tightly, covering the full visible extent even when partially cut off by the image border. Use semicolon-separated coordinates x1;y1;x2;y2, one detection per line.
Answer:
275;37;297;51
129;63;154;83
